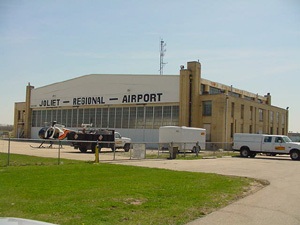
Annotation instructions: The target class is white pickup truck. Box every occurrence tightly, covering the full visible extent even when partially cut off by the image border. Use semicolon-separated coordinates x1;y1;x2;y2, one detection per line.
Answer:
114;132;131;152
232;133;300;160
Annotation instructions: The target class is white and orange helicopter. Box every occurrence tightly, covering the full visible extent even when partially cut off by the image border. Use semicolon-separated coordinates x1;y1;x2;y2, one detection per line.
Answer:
32;121;93;148
31;121;71;148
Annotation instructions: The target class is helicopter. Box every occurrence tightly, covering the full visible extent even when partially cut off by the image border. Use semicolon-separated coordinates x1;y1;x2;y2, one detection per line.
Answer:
32;121;71;148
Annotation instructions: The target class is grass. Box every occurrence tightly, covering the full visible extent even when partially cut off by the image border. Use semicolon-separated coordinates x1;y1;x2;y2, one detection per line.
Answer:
0;153;255;225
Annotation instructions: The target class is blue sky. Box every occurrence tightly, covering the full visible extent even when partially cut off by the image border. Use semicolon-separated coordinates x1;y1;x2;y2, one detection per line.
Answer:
1;0;300;132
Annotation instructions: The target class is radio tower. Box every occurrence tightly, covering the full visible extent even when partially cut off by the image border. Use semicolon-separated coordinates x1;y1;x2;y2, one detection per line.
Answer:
159;39;167;75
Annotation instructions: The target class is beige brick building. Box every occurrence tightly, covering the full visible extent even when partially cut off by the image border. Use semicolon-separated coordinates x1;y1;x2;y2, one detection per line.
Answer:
14;61;288;147
180;61;288;144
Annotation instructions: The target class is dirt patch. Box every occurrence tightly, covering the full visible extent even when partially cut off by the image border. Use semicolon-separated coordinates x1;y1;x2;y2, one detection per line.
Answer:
242;178;270;198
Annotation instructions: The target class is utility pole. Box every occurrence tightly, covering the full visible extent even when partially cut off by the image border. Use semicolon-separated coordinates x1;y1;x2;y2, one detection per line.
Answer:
159;39;167;75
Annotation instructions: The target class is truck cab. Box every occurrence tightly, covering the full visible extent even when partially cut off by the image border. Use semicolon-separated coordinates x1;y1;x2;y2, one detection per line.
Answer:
114;132;131;152
233;133;300;160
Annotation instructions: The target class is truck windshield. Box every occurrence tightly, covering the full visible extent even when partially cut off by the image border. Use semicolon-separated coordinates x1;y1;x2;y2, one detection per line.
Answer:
283;136;292;143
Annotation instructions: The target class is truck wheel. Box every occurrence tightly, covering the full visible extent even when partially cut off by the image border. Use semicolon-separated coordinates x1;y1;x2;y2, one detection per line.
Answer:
79;146;87;153
290;150;300;160
240;147;250;158
124;143;130;152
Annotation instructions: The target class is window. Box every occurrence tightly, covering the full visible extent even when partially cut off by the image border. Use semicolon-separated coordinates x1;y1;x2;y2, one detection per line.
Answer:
203;101;212;116
72;109;78;127
109;108;116;128
153;106;162;128
102;108;108;128
162;106;172;125
210;87;222;94
259;109;263;121
96;108;102;128
282;114;285;126
32;111;37;127
122;107;129;128
136;107;145;128
241;105;244;119
78;109;84;125
229;92;240;98
250;106;253;120
172;106;179;125
129;107;137;128
264;136;272;142
270;111;274;123
275;137;283;143
115;108;122;128
87;108;95;125
145;106;154;128
56;109;62;125
231;102;235;117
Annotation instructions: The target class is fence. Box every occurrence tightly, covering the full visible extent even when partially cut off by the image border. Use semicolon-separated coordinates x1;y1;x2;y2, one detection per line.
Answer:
0;138;235;167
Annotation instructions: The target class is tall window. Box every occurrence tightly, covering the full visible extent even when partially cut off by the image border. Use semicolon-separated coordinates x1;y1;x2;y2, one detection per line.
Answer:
153;106;162;128
145;106;154;128
109;108;116;128
162;106;172;125
241;105;244;119
136;107;145;128
129;107;137;128
203;101;212;116
102;108;108;128
122;107;129;128
115;108;122;128
259;109;263;121
282;114;285;126
231;102;235;117
270;111;274;123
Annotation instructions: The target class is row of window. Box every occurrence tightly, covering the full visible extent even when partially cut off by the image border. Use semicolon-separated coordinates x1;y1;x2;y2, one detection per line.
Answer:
202;101;285;125
201;84;264;103
31;105;179;129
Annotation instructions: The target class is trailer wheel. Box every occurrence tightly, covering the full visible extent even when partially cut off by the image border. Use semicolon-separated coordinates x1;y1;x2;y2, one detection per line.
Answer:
79;146;87;153
290;150;300;160
240;147;250;158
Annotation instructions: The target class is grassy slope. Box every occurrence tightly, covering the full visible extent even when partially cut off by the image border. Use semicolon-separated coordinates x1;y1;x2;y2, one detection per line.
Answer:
0;154;253;225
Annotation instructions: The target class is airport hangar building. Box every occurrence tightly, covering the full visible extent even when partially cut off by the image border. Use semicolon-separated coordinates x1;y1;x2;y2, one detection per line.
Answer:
14;61;288;147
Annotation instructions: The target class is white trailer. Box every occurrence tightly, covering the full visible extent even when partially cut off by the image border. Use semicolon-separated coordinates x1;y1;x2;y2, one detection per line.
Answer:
232;133;300;160
159;126;206;152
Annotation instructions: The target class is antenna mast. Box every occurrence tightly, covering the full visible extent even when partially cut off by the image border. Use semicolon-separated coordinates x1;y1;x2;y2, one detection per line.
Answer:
159;39;167;75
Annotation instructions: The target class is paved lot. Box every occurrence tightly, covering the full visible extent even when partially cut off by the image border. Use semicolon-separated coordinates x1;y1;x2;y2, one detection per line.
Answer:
1;140;300;225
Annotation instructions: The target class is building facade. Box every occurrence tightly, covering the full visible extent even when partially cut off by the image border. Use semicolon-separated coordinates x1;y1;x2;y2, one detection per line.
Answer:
14;61;288;147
